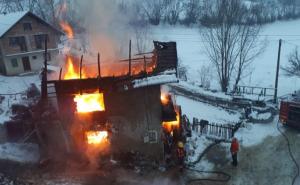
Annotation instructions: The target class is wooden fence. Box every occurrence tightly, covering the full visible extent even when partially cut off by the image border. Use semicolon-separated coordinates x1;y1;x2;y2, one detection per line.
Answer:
192;118;236;141
236;85;275;97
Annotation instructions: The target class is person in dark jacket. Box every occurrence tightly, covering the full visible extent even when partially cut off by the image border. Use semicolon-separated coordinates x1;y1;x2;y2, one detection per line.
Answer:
230;137;239;166
177;141;185;172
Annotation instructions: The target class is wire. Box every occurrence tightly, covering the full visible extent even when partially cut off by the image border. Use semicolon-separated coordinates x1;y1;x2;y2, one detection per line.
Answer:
284;40;300;48
277;120;300;185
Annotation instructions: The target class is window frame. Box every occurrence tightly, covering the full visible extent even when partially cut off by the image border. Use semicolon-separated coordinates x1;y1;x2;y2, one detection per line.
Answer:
34;34;49;49
11;58;18;68
23;23;32;31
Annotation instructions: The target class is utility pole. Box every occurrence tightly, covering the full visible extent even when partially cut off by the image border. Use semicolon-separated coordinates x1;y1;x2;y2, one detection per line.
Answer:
274;39;282;104
129;40;132;77
41;37;48;101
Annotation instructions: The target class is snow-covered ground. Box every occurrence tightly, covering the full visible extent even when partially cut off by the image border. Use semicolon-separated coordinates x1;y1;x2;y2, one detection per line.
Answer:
176;95;240;124
0;74;40;124
235;118;280;147
153;19;300;96
0;143;39;163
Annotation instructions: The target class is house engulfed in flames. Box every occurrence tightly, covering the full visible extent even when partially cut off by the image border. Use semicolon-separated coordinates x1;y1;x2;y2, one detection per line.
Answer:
43;41;183;161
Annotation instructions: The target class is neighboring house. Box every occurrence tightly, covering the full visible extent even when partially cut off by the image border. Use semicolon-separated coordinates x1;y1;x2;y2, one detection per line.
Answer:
0;11;63;76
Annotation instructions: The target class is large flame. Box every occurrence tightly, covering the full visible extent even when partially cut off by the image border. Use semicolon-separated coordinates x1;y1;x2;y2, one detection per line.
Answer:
86;131;108;145
60;21;74;39
64;56;86;80
74;93;105;113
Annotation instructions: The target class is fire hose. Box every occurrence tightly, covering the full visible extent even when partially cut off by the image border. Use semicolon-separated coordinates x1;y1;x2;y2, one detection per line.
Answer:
277;121;300;185
184;141;231;184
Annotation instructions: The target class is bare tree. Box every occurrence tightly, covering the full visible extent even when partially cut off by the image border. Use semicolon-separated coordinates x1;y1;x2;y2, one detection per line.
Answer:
182;0;201;25
164;0;183;25
133;22;151;54
282;47;300;77
141;0;164;25
201;0;265;92
0;0;38;13
199;65;212;89
233;25;266;92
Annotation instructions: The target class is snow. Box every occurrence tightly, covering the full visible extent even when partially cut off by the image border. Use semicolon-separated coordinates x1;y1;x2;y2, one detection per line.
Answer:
152;20;300;96
0;11;28;37
0;74;40;124
250;111;272;120
133;74;178;88
235;117;280;147
175;81;233;100
176;95;240;124
0;143;40;163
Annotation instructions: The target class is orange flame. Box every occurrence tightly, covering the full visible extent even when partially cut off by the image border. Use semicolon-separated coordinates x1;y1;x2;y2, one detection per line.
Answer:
64;56;86;80
163;113;180;132
60;21;74;39
161;93;170;105
74;93;105;113
86;131;108;145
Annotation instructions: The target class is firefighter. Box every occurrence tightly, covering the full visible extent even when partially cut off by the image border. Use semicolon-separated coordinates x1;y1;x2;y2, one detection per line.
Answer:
177;141;185;171
230;137;239;167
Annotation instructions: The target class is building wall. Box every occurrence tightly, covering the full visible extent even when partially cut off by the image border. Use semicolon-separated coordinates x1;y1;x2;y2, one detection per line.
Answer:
56;85;164;160
1;15;60;55
3;50;58;75
104;86;163;160
0;14;61;75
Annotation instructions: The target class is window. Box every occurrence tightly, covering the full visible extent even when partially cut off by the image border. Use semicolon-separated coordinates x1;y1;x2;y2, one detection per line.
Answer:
34;34;49;49
32;56;37;60
147;130;158;143
9;36;27;51
23;23;32;31
11;58;18;68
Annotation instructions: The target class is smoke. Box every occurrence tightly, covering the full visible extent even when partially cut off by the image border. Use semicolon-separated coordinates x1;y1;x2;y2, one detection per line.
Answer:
73;0;133;61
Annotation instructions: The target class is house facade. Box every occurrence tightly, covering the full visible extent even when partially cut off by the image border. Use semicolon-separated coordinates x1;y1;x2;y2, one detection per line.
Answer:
0;11;63;75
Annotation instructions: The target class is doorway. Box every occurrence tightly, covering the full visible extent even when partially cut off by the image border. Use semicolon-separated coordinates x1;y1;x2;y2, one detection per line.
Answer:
22;56;31;71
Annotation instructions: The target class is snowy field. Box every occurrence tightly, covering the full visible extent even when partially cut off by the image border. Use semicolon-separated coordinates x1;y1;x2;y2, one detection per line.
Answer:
152;19;300;96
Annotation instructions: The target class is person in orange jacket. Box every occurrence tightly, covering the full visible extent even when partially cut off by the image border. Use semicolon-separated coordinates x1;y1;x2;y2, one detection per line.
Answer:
230;137;239;166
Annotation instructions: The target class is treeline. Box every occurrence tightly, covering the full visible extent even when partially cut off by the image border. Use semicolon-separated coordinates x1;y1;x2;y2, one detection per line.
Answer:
120;0;300;26
1;0;300;27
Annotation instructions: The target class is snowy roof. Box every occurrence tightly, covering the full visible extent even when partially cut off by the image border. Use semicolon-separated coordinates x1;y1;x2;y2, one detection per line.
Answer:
133;73;178;88
0;11;63;38
0;11;28;37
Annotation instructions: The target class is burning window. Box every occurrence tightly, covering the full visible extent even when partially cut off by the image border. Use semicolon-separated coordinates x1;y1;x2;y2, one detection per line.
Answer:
86;131;108;145
74;93;105;113
162;113;180;132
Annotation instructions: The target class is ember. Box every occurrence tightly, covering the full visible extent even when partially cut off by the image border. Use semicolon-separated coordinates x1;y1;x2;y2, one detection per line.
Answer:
86;131;108;145
74;93;105;113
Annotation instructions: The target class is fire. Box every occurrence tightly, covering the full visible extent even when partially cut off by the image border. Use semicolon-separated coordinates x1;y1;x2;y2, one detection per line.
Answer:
64;56;86;80
86;131;108;145
74;93;105;113
161;93;170;105
60;21;74;39
163;113;180;132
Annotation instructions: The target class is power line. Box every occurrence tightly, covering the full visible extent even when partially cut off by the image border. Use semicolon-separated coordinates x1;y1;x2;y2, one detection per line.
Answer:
283;40;300;48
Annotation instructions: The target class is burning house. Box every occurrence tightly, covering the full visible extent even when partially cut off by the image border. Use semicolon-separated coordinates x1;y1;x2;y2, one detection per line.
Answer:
41;40;184;163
